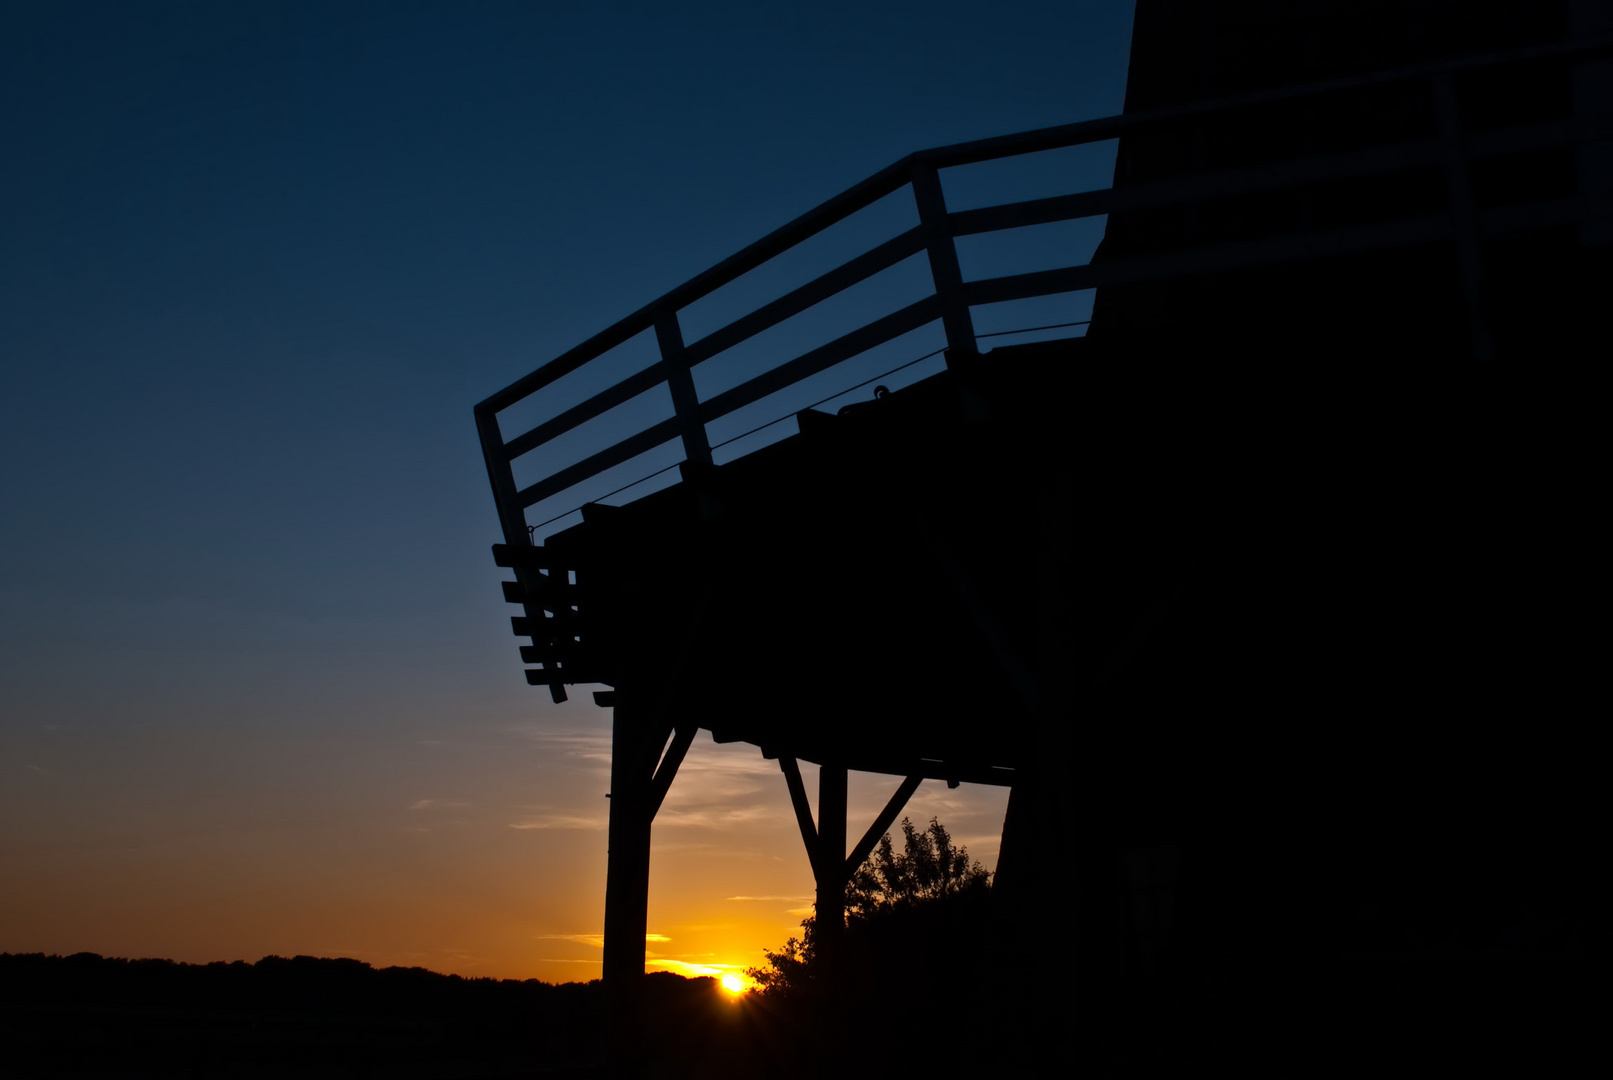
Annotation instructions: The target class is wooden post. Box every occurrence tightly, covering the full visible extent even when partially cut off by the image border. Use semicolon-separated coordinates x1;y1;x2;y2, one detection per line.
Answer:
654;310;714;467
910;163;977;363
814;763;848;988
602;703;662;1066
813;761;849;1074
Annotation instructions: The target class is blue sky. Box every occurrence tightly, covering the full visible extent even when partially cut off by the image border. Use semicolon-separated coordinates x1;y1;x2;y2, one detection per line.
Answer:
1;0;1136;980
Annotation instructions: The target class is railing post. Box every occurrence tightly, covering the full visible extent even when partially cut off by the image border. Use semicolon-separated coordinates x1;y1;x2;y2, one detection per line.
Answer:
814;760;849;1066
477;403;569;702
910;162;978;362
654;310;714;467
473;406;530;550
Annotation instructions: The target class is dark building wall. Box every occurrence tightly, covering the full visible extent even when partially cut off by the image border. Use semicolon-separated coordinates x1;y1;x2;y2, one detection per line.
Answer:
1122;0;1572;109
1048;4;1609;1064
1095;0;1610;362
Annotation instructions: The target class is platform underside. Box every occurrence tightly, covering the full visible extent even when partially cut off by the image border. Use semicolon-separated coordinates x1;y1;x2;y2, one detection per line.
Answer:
513;304;1595;824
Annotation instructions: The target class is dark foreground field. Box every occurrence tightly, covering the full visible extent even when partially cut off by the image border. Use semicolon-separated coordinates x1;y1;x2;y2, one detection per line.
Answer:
5;946;1604;1078
1;952;850;1078
2;953;616;1078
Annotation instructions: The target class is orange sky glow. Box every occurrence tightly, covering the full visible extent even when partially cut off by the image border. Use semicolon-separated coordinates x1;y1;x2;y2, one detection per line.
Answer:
4;710;1007;985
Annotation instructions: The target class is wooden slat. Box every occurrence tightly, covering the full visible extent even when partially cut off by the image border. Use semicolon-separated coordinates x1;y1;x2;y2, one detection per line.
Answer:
505;579;552;605
491;543;561;569
696;296;941;425
477;309;657;416
515;416;683;509
526;667;593;687
683;226;927;366
500;361;669;462
511;615;580;641
505;580;580;618
520;644;593;666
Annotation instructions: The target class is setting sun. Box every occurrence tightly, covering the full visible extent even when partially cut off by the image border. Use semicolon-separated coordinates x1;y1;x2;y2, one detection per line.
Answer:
720;974;747;995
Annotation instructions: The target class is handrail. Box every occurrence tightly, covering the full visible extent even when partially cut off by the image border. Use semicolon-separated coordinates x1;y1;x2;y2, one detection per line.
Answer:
476;32;1613;552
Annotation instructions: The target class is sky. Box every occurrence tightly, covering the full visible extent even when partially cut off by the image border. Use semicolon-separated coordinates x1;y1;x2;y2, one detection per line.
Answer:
1;0;1136;984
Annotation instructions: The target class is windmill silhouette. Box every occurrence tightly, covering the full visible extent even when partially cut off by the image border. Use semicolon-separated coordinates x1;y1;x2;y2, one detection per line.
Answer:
476;3;1609;1069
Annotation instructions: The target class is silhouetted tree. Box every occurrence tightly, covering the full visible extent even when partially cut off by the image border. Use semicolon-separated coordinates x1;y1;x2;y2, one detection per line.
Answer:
747;817;989;997
847;815;990;918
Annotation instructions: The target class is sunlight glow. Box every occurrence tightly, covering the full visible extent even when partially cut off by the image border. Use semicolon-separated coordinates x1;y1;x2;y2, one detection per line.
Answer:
720;974;747;994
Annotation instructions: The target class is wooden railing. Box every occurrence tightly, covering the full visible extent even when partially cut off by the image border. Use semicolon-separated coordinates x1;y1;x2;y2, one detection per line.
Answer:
476;33;1613;556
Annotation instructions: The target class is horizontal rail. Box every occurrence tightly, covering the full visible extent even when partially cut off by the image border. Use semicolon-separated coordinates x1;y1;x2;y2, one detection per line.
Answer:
948;139;1447;237
965;213;1451;304
683;225;928;366
502;360;670;462
475;34;1612;419
474;168;912;417
911;31;1613;171
477;31;1613;552
945;108;1613;241
517;416;684;509
478;310;657;418
696;296;941;423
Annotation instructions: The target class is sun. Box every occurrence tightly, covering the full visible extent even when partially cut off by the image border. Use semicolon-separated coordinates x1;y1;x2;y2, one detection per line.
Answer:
720;974;747;995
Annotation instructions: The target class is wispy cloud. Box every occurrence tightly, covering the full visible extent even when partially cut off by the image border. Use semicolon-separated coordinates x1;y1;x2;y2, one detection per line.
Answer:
507;725;613;763
654;804;781;828
537;933;670;948
409;799;470;810
647;959;744;978
508;814;605;831
650;739;790;831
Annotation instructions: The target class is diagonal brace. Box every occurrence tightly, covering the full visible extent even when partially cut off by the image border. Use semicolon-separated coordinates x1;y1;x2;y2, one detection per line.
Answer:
778;756;820;880
845;775;923;878
911;516;1041;713
648;724;698;819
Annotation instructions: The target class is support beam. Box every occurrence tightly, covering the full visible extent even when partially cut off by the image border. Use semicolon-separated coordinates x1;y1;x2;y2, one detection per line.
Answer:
601;704;665;1065
845;775;923;878
814;763;849;992
993;782;1026;902
778;755;820;878
648;724;698;818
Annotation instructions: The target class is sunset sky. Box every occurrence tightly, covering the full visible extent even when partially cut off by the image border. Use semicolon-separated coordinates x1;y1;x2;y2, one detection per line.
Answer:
1;1;1134;984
